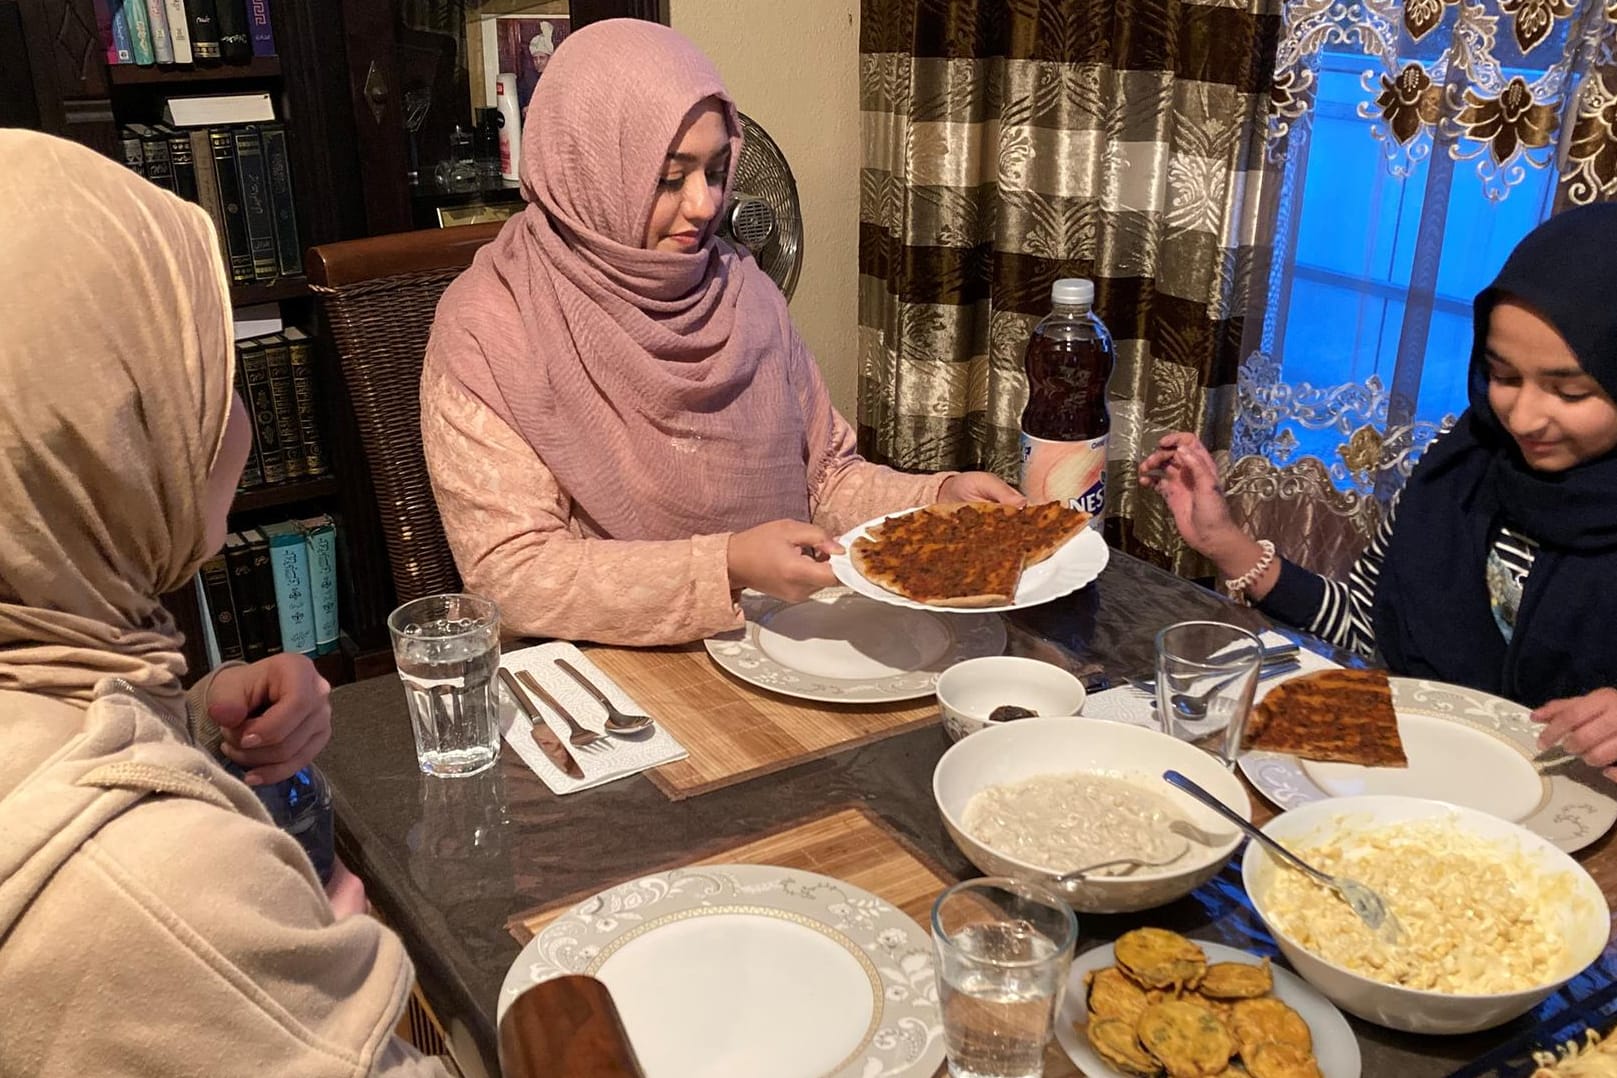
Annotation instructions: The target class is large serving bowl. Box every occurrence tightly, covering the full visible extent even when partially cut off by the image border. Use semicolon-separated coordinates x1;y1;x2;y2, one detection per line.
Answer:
932;717;1251;912
1243;794;1608;1035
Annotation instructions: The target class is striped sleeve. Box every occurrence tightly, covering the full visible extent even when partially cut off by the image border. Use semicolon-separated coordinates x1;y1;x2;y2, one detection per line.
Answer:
1255;494;1398;660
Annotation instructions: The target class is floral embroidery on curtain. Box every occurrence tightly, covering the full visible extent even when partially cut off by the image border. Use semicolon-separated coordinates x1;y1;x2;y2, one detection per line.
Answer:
1237;0;1617;495
858;0;1282;571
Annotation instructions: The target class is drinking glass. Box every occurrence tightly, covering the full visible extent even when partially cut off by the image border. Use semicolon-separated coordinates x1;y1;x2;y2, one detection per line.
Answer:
388;593;502;777
1154;620;1263;768
931;877;1077;1078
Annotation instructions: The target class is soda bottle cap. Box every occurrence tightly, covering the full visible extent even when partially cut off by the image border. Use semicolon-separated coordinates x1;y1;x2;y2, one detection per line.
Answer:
1051;278;1094;307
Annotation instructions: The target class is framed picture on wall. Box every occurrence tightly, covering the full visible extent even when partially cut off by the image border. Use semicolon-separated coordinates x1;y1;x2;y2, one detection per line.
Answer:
477;15;570;113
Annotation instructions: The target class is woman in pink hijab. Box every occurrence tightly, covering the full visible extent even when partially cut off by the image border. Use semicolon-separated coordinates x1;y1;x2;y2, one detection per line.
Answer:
423;19;1017;645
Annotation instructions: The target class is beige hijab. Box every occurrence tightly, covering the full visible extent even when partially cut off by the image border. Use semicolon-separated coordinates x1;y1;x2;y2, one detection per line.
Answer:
0;131;234;705
431;20;836;541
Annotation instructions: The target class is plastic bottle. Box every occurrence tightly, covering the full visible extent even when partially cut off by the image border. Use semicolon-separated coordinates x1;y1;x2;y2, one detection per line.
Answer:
496;73;523;182
222;758;335;885
1019;278;1116;527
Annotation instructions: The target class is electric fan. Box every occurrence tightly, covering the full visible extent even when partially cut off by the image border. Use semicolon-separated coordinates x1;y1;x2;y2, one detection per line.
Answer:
722;112;803;299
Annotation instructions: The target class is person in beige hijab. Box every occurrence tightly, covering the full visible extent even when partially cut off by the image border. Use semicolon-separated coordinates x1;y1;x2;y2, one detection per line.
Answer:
0;131;449;1077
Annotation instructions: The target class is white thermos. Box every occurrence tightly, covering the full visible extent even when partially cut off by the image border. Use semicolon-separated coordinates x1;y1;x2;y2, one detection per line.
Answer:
496;73;522;182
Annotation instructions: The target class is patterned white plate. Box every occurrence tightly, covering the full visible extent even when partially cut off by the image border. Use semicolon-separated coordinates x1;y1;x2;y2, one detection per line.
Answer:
828;507;1110;612
1239;677;1617;853
1056;941;1362;1078
498;864;945;1078
704;588;1006;703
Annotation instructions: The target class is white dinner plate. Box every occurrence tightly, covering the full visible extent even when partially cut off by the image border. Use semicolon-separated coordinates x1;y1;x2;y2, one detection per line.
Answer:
829;507;1110;613
704;588;1006;703
1240;676;1617;853
1056;941;1362;1078
498;864;945;1078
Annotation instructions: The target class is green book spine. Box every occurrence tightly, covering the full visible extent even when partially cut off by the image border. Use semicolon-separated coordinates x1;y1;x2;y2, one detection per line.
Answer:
260;123;303;276
299;514;339;655
262;334;305;480
125;0;156;64
232;348;263;490
262;521;316;656
283;328;327;476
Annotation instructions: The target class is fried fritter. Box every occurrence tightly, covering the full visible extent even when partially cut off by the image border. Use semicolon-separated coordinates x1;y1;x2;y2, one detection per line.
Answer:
1087;1016;1164;1077
1244;1042;1324;1078
1198;960;1274;1000
1185;990;1235;1023
1137;1000;1236;1078
1230;998;1313;1056
1115;928;1209;991
1089;965;1152;1025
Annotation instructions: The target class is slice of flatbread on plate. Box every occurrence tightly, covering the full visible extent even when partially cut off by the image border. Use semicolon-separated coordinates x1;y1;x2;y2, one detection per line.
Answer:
1243;667;1408;767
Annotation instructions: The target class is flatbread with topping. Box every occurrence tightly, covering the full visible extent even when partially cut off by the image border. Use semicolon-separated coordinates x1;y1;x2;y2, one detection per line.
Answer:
849;501;1090;607
1242;668;1407;768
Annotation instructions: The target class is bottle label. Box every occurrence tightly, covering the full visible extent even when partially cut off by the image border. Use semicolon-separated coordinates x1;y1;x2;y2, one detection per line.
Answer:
1020;431;1107;526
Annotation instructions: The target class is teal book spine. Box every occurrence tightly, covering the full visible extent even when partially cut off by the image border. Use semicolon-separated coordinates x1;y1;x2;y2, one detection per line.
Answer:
124;0;155;64
298;514;339;656
262;521;317;656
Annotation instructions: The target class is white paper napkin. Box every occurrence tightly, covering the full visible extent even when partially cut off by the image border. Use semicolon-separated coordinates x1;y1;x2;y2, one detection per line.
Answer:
498;641;688;795
1080;631;1342;730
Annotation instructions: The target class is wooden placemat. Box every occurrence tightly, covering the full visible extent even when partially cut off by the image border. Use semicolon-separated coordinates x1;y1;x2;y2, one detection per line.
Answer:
504;804;1082;1076
584;643;940;800
507;804;955;942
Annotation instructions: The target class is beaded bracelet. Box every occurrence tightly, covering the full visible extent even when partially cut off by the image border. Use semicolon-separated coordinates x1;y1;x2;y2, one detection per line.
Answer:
1226;539;1276;601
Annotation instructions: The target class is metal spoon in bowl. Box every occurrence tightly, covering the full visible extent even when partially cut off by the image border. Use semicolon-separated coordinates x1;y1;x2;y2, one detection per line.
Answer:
1162;769;1403;943
1054;835;1190;886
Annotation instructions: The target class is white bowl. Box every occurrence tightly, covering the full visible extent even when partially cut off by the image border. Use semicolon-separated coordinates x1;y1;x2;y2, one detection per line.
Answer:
932;717;1251;912
934;656;1086;742
1243;795;1608;1035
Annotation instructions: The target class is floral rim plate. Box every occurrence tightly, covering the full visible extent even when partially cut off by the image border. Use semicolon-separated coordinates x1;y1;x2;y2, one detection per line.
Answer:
1239;677;1617;853
704;588;1007;703
828;508;1110;613
498;864;945;1078
1056;941;1362;1078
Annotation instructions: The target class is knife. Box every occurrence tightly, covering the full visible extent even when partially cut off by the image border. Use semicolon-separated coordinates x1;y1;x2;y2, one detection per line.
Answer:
498;667;585;780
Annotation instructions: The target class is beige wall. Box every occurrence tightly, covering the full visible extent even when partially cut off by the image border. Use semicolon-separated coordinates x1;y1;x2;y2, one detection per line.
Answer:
670;0;862;417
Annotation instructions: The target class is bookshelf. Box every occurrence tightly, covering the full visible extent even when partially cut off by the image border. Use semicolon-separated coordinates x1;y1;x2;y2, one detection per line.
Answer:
107;56;283;85
232;277;309;305
233;475;340;513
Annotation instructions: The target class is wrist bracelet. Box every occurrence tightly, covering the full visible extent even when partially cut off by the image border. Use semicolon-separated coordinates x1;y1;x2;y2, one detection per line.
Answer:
1227;539;1276;601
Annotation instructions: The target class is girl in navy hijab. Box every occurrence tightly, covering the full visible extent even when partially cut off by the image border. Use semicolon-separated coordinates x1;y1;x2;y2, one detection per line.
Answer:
1141;203;1617;777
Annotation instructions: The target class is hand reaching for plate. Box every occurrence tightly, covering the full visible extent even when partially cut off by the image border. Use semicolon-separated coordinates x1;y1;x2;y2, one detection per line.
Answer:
1534;687;1617;780
727;519;841;603
937;471;1026;505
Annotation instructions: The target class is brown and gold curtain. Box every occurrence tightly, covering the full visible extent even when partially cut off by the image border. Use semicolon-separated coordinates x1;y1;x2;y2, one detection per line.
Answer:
858;0;1282;569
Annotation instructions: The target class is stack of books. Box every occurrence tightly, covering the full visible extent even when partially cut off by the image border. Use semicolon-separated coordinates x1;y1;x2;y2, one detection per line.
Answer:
97;0;274;67
120;120;300;287
232;328;329;492
196;515;340;666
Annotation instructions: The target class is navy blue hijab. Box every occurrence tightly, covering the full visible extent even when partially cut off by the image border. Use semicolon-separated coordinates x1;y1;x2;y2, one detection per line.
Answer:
1372;203;1617;707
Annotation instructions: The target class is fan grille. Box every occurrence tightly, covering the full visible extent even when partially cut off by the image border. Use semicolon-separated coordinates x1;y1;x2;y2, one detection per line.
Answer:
724;112;802;298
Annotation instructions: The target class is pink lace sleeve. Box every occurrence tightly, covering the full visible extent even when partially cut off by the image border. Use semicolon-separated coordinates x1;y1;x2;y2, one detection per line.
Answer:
420;360;743;645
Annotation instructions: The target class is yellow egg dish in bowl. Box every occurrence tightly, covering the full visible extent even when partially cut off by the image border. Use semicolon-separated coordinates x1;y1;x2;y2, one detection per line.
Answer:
1243;794;1608;1035
932;717;1251;913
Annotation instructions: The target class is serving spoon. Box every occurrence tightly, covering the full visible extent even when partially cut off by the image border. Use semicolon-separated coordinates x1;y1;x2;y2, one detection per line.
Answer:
1162;769;1403;943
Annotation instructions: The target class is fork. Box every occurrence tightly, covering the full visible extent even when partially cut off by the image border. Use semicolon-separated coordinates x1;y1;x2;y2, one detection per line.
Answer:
516;670;606;750
1164;769;1403;943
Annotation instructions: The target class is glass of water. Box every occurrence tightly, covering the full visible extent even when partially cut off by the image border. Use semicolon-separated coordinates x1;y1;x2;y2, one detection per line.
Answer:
1154;620;1263;768
388;593;502;778
931;877;1077;1078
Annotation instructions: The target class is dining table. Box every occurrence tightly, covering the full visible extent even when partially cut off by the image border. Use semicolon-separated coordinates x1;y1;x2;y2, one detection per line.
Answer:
319;547;1617;1078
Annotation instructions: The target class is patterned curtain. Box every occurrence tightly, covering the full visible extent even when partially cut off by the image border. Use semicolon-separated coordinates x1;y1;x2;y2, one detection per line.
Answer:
1233;0;1617;497
857;0;1283;570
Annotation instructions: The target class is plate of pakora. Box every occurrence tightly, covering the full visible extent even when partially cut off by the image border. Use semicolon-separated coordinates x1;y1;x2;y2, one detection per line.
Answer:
1055;928;1361;1078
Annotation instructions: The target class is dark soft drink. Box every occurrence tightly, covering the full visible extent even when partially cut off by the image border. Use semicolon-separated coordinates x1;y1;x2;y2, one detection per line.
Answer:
1019;278;1115;525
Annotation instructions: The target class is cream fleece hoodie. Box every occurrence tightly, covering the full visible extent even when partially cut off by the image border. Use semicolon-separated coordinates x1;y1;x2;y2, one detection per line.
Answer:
0;676;452;1077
